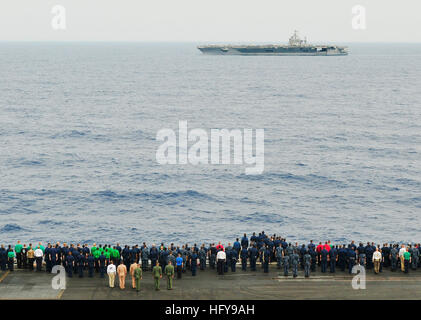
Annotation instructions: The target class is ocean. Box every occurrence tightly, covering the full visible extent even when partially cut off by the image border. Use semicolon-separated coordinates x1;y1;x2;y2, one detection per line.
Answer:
1;42;420;245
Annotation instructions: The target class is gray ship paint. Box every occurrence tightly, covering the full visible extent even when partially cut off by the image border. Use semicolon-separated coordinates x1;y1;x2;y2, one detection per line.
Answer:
198;31;348;56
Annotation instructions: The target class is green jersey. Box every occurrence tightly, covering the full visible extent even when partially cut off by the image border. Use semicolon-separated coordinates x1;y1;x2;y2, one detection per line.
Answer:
8;251;15;259
404;251;411;260
104;251;111;259
14;244;23;253
153;265;162;278
93;250;101;259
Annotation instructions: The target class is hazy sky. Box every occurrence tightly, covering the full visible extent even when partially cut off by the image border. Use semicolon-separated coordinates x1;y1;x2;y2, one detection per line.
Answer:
1;0;420;42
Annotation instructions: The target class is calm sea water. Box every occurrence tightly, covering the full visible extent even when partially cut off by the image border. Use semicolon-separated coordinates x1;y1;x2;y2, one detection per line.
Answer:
1;42;420;245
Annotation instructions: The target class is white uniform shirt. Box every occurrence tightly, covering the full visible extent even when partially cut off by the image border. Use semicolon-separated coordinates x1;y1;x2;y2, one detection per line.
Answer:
372;251;382;261
107;264;116;274
216;251;226;260
34;249;43;258
399;247;406;257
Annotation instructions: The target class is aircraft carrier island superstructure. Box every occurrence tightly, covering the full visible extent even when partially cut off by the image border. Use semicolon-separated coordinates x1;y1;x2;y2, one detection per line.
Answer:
198;31;348;56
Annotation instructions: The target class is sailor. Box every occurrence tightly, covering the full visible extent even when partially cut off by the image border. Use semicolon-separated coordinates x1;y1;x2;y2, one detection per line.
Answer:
72;246;80;274
347;246;357;274
141;243;149;271
258;245;265;268
167;250;176;270
216;249;226;275
263;246;270;273
403;248;411;274
225;243;233;272
117;260;127;289
107;261;116;288
382;243;391;268
230;247;237;272
175;253;183;279
181;246;187;272
134;263;142;292
164;260;175;290
149;244;158;269
249;245;258;271
308;240;315;252
116;243;122;256
199;246;206;270
65;252;75;278
309;247;317;272
357;243;366;267
133;245;141;265
190;249;198;276
338;245;346;272
373;247;382;274
82;244;90;257
158;244;168;269
77;252;85;278
304;250;311;278
411;245;419;270
122;245;130;271
233;238;241;260
34;246;43;271
209;244;217;269
250;232;258;244
0;245;7;271
104;246;111;267
241;234;249;249
185;247;192;271
299;244;307;269
316;242;323;266
390;244;398;271
329;246;338;273
365;242;374;270
99;251;106;278
240;247;248;271
152;261;162;290
282;253;290;277
87;253;95;277
286;243;294;258
93;245;101;273
130;261;139;289
45;244;52;273
320;247;328;273
291;250;299;278
27;245;35;271
399;244;407;272
60;243;67;268
50;245;57;270
14;241;23;269
112;246;120;266
276;245;283;269
21;244;28;269
7;247;15;271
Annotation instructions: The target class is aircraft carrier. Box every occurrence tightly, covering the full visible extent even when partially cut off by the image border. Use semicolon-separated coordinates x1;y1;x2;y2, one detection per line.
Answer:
198;31;348;56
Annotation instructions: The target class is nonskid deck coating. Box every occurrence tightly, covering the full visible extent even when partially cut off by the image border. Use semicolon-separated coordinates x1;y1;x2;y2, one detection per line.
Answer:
1;265;421;300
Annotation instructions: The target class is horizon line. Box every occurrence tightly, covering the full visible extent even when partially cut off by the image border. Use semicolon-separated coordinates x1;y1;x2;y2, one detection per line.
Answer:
1;40;421;44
